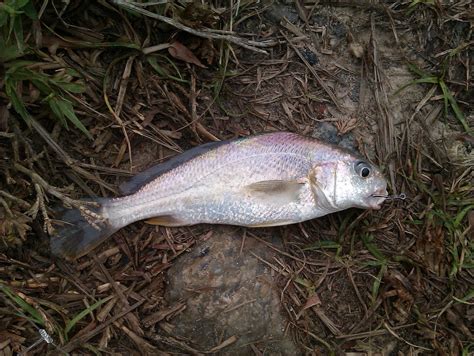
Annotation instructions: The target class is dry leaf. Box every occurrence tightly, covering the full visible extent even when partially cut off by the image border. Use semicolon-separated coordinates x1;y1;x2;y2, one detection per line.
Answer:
168;92;189;115
335;117;358;135
294;0;309;23
296;293;321;319
349;42;364;58
281;101;294;121
0;211;31;242
468;211;474;240
168;41;207;68
121;325;157;354
188;38;215;65
303;293;321;310
208;335;238;353
0;105;9;131
446;309;473;339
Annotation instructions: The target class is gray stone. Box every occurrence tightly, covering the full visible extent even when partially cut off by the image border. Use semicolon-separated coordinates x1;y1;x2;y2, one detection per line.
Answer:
312;121;357;152
264;3;299;25
165;227;300;355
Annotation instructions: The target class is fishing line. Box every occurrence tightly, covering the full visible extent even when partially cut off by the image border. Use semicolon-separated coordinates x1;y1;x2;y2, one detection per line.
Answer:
21;328;54;355
0;294;68;355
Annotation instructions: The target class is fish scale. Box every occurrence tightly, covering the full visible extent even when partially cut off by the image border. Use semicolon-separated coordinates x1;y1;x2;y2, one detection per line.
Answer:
50;132;387;260
107;135;310;212
107;138;314;226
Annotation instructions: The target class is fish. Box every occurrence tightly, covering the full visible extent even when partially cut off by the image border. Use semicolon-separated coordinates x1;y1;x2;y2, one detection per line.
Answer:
50;132;387;260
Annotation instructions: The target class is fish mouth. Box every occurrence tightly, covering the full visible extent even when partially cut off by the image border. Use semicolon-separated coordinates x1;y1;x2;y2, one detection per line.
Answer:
368;188;388;210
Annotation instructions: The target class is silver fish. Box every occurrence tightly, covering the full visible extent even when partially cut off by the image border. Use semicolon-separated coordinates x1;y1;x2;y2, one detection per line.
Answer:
51;132;387;259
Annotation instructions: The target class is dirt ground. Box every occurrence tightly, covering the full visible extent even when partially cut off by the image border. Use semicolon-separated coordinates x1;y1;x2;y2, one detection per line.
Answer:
0;0;473;355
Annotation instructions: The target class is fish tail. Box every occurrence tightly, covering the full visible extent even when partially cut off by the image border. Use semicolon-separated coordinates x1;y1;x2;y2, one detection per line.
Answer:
50;198;119;260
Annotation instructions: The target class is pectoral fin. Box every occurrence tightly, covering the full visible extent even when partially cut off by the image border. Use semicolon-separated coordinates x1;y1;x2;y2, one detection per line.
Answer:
145;215;187;227
244;180;304;204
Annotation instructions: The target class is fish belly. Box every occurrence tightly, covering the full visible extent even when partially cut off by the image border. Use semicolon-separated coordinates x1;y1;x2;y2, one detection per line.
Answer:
105;133;334;228
112;182;320;228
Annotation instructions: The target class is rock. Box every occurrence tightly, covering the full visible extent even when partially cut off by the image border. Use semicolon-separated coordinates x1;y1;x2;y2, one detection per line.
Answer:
264;3;299;25
312;121;357;152
312;121;339;144
348;42;364;59
164;227;300;355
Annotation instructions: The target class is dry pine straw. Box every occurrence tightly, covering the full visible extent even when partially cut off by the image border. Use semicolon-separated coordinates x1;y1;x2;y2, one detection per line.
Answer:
1;0;473;354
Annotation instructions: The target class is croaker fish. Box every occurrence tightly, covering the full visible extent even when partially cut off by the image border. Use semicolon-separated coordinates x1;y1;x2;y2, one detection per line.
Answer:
51;132;387;259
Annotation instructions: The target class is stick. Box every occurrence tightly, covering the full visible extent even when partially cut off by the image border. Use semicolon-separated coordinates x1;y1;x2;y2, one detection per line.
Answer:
112;0;276;54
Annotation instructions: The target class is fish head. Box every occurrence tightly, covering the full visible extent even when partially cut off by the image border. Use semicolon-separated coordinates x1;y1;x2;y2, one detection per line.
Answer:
312;157;387;211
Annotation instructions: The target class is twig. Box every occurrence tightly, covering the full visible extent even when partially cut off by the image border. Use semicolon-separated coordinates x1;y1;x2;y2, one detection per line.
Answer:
14;164;72;206
13;163;100;228
33;183;54;234
115;56;136;118
25;116;116;193
248;232;330;267
93;255;142;333
368;14;397;192
0;132;15;138
0;198;13;216
312;308;341;336
1;294;67;355
62;300;144;353
142;43;170;55
347;268;368;315
0;190;31;209
142;302;186;327
103;56;134;171
111;0;276;54
208;335;238;353
280;30;342;110
190;72;220;142
294;323;333;351
383;321;432;351
146;333;204;355
337;323;418;340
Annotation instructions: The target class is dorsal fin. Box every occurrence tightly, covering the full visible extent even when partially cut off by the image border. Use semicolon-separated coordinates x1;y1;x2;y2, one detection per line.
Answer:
119;139;235;195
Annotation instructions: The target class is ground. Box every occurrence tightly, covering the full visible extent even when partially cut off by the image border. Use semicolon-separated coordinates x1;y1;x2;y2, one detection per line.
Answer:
0;0;473;355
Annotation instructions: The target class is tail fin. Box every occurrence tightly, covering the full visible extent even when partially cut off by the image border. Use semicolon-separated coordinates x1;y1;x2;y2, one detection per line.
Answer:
50;199;118;260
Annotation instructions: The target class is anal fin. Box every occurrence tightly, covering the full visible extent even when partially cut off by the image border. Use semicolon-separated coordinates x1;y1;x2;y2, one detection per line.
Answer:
145;215;186;227
246;219;296;228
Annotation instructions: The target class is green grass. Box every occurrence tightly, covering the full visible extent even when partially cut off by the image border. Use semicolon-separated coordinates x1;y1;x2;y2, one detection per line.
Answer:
0;283;45;326
303;240;341;251
1;1;94;139
147;54;189;83
407;0;435;15
395;63;471;134
361;234;388;305
415;179;473;278
5;63;92;138
1;282;116;348
0;0;37;57
64;295;113;338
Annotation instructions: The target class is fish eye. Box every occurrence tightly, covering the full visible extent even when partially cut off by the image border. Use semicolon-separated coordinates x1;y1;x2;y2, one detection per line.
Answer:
355;161;371;178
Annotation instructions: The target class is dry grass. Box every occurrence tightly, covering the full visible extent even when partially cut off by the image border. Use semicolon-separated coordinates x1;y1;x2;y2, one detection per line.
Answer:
0;0;472;354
